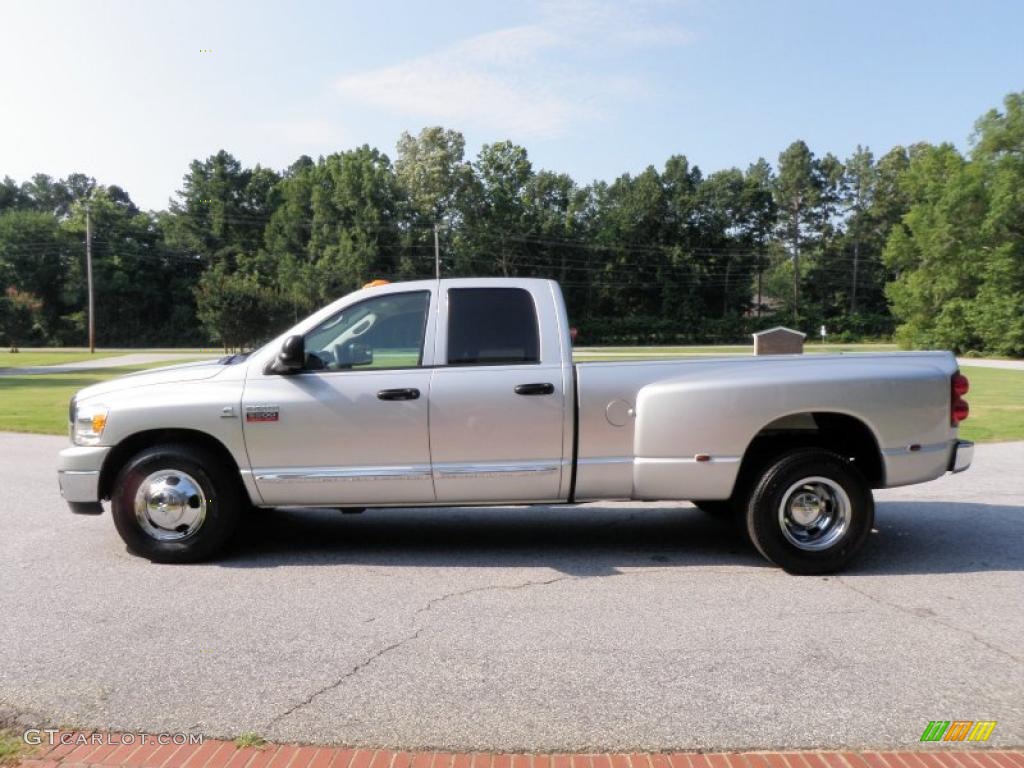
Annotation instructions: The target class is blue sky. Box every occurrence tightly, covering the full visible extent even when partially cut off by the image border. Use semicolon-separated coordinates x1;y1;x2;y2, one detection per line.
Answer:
2;0;1021;211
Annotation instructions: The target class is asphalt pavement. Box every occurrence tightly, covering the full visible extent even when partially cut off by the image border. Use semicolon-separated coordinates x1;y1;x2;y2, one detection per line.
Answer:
0;433;1021;751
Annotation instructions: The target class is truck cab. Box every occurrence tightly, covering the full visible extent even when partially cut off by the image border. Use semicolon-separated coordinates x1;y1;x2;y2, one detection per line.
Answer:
240;278;575;507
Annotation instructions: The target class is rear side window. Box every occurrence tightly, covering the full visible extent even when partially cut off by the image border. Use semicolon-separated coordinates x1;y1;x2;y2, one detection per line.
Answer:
447;288;540;365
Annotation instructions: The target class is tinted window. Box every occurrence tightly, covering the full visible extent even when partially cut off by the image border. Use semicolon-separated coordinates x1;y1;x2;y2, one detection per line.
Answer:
447;288;540;365
304;291;429;371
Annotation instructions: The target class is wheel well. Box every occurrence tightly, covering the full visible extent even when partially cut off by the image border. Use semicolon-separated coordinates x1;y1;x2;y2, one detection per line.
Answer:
734;412;885;496
98;429;244;501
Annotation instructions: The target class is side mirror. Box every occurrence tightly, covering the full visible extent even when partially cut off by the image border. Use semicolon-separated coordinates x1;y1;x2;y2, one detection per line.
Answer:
269;334;305;374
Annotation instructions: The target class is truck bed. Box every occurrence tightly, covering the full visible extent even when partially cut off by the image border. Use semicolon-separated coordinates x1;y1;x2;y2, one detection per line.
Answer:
573;352;960;501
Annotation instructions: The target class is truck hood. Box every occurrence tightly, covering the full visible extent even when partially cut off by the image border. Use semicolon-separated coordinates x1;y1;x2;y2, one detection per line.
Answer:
74;360;227;401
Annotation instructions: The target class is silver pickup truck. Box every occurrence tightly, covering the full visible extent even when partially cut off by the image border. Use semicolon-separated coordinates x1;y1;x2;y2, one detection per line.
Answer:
58;277;973;573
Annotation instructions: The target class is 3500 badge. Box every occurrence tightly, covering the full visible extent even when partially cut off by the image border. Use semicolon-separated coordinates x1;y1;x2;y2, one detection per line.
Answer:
245;405;279;423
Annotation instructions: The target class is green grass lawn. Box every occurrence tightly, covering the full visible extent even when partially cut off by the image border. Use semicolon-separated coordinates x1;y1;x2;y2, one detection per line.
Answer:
0;350;125;368
0;347;224;369
956;365;1024;443
0;362;204;435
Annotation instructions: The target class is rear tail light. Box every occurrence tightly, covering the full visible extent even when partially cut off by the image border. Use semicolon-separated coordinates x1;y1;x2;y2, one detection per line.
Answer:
951;372;970;425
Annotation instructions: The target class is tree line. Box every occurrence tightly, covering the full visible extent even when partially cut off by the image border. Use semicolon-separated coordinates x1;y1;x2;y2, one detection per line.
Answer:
1;91;1022;354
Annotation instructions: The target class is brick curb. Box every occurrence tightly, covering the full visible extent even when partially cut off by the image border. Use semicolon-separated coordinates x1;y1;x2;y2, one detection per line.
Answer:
14;735;1024;768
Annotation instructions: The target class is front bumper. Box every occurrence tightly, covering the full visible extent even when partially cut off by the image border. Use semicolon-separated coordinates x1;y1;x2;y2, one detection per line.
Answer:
57;445;111;513
948;439;974;473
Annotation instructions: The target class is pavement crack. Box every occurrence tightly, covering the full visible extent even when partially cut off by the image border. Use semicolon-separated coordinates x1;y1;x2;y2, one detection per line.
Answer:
265;573;574;728
264;627;426;729
414;574;574;618
835;576;1023;664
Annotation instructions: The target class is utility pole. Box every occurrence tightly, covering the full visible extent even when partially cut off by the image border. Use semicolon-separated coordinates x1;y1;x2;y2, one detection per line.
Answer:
756;252;763;319
722;254;731;316
85;204;95;353
791;219;800;325
850;239;859;314
433;223;440;279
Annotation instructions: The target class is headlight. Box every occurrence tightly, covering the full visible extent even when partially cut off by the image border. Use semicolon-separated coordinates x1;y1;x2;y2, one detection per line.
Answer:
73;402;109;445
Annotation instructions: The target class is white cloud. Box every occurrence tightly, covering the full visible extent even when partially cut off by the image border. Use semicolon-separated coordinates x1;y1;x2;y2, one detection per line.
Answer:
337;25;576;138
539;0;692;48
335;0;690;139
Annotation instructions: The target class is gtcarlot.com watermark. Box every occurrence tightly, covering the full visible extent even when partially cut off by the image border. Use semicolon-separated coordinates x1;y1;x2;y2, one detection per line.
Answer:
23;730;204;747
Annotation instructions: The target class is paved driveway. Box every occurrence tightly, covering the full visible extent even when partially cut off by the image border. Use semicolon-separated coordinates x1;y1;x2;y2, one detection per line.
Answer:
1;433;1021;751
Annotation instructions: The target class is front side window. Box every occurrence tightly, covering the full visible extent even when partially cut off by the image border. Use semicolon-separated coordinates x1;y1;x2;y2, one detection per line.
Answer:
304;290;429;371
447;288;540;365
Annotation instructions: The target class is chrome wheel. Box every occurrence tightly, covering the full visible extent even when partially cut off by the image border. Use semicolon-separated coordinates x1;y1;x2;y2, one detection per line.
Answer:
133;470;207;541
777;475;851;551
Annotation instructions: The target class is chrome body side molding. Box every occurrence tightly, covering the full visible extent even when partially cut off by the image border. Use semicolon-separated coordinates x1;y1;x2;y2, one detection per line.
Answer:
251;465;433;483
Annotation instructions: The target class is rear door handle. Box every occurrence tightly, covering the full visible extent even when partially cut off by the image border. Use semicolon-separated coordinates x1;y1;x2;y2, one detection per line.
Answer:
514;382;555;396
377;388;420;401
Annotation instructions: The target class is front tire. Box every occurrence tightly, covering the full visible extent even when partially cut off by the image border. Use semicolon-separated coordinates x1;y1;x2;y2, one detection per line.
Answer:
110;443;242;563
745;449;874;574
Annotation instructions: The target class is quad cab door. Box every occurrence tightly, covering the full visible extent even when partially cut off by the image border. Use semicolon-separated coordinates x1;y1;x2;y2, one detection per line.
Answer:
243;286;437;507
428;280;573;503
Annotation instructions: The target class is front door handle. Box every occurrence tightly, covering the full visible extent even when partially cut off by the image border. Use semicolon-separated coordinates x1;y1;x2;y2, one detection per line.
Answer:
514;382;555;396
377;388;420;401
